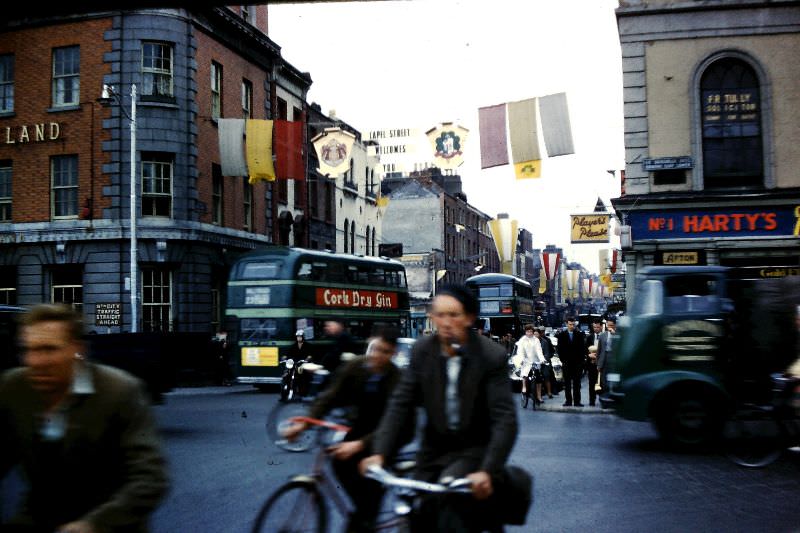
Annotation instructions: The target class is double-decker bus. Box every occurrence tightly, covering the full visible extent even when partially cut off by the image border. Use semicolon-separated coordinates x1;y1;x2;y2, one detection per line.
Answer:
225;247;410;386
465;273;536;339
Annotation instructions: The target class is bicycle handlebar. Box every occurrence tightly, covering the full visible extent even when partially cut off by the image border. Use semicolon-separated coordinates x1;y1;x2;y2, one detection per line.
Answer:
365;464;473;494
288;416;351;433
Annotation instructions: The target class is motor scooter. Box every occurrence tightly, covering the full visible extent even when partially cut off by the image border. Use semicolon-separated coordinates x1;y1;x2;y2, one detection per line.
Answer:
279;357;328;402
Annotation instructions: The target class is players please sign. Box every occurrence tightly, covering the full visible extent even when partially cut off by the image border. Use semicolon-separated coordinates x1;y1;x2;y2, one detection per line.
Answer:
316;288;398;309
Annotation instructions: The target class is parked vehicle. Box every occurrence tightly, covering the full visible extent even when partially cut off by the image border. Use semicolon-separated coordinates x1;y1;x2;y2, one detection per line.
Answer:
603;265;799;447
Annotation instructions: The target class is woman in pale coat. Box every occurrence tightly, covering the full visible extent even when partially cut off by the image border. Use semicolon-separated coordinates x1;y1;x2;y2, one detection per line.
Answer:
516;323;546;407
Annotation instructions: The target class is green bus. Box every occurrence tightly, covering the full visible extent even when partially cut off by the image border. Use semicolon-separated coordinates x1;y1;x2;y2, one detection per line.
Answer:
465;273;536;339
225;247;410;386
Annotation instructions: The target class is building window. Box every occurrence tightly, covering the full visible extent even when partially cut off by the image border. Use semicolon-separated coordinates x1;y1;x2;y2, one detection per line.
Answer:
701;57;763;189
141;42;173;99
366;225;370;255
211;61;222;120
141;153;172;217
0;161;10;221
242;79;253;119
372;227;376;256
276;97;287;120
142;267;171;332
241;5;255;24
344;218;349;252
0;55;13;113
212;164;223;225
309;178;318;218
243;177;253;231
350;222;355;254
52;46;79;107
293;106;302;122
51;266;82;311
0;266;15;305
51;155;78;219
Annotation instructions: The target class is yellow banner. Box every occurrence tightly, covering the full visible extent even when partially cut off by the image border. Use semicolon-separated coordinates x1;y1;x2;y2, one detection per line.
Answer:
514;160;541;179
570;214;610;243
246;119;276;183
539;268;547;294
489;218;518;263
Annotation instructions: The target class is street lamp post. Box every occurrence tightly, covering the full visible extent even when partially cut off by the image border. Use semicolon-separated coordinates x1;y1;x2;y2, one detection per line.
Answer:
101;84;138;332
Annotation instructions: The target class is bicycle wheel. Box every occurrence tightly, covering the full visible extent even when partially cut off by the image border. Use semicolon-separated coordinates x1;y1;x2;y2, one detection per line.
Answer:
266;401;319;452
251;480;327;533
723;413;782;468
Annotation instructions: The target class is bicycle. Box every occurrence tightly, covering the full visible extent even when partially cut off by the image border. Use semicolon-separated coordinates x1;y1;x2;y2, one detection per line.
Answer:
251;417;472;533
723;374;800;468
266;362;331;452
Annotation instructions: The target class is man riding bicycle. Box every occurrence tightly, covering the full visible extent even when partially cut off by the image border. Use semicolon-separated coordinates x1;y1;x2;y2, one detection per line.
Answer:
360;285;521;533
282;326;412;533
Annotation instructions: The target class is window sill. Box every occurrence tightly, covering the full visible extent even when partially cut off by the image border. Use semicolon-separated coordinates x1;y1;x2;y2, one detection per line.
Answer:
139;99;179;110
47;105;81;113
0;111;15;118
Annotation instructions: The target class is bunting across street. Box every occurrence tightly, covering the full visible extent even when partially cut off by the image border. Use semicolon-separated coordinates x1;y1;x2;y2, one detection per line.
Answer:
217;118;305;183
541;251;561;281
426;122;469;170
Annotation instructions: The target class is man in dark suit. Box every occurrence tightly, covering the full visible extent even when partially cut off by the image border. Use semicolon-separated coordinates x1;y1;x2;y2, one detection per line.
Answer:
283;327;410;533
555;317;586;407
361;285;519;533
0;304;168;533
584;319;603;407
597;317;616;393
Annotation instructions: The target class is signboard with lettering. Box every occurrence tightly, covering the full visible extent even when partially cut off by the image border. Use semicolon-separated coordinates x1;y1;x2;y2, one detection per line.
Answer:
661;251;701;265
629;205;800;241
642;156;693;171
315;288;398;309
570;214;610;243
702;89;759;130
95;303;121;327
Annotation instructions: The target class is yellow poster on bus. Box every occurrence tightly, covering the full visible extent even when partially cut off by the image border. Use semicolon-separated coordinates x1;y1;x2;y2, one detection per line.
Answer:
241;346;279;367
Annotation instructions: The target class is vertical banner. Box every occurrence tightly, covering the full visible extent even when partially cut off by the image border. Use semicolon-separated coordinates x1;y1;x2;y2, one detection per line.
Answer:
478;104;509;169
312;127;357;176
598;249;609;272
539;92;575;157
507;97;542;179
274;120;304;180
246;119;276;183
610;249;619;273
489;218;518;274
426;123;468;170
582;278;593;298
541;251;561;281
218;118;248;177
539;268;547;295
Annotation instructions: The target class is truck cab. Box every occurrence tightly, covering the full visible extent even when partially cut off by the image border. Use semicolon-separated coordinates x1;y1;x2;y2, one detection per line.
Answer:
603;266;798;447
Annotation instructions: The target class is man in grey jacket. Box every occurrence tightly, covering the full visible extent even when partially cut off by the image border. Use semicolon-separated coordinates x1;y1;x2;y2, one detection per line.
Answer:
360;285;518;532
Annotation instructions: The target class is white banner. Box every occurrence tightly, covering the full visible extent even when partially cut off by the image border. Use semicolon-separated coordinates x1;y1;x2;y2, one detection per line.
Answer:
312;127;357;176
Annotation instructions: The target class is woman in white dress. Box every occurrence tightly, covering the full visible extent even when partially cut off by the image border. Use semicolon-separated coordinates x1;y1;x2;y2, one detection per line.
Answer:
516;324;546;407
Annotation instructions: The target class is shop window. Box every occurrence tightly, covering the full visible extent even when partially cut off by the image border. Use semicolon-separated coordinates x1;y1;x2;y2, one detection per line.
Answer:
701;57;763;189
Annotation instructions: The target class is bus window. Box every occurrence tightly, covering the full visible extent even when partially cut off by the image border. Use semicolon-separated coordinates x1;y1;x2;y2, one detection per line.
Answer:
664;276;719;313
499;283;513;297
242;261;282;279
297;262;327;281
369;268;385;285
479;286;499;298
240;318;279;342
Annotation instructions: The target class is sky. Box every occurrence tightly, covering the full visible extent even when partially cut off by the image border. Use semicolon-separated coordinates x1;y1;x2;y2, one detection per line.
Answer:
268;0;625;274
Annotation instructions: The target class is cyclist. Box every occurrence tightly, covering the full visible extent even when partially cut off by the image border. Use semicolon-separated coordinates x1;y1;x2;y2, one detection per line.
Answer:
360;284;520;533
281;326;413;533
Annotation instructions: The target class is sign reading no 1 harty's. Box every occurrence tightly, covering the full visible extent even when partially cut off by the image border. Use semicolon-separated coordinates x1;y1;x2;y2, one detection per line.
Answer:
95;303;121;327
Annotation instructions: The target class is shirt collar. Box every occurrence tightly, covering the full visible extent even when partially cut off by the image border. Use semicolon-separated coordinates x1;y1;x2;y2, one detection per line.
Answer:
71;360;95;396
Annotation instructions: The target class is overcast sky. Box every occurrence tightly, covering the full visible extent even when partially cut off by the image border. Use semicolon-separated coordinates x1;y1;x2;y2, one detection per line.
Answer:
269;0;625;273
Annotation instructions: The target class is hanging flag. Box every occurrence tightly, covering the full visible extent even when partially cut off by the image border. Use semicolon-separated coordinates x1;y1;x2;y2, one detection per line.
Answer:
514;160;541;180
610;249;619;273
507;97;541;164
539;92;575;156
539;268;547;294
274;120;304;180
541;251;560;281
599;249;609;272
218;119;248;177
489;218;518;263
478;104;509;169
582;278;593;297
426;123;468;170
246;119;276;183
312;127;356;177
565;269;579;292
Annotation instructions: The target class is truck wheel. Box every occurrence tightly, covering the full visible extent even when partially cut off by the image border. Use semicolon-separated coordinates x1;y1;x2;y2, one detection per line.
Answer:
654;390;723;449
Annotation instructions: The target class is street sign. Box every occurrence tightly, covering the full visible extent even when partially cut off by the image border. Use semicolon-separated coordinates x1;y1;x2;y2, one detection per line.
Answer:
642;156;693;171
95;303;121;327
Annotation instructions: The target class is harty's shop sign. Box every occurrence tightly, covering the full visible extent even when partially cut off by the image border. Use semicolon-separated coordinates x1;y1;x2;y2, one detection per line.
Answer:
316;288;398;309
629;205;800;241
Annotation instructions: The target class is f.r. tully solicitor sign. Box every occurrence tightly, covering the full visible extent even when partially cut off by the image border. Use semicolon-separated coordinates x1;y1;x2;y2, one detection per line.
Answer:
570;214;610;243
316;288;398;309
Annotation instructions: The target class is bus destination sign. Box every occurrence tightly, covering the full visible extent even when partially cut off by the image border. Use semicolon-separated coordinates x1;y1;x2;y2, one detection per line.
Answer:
316;288;398;309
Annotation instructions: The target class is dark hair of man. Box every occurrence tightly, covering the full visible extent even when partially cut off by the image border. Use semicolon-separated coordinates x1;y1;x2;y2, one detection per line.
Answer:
20;303;84;341
606;317;616;325
524;324;535;332
372;325;400;346
565;316;576;323
592;318;602;325
436;283;479;317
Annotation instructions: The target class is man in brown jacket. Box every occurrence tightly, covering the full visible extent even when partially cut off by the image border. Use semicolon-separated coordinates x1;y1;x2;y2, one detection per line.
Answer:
0;304;169;533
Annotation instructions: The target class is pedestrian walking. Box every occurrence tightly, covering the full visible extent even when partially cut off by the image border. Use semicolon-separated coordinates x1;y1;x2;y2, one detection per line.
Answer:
584;319;603;406
555;317;586;407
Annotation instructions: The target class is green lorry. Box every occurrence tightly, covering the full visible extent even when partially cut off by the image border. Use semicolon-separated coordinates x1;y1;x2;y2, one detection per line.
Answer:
602;265;799;447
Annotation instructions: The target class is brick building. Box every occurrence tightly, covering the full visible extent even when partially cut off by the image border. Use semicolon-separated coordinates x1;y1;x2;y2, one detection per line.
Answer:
0;6;313;333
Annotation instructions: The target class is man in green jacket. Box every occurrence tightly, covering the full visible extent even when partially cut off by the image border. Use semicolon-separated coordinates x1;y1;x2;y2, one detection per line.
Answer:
0;304;169;533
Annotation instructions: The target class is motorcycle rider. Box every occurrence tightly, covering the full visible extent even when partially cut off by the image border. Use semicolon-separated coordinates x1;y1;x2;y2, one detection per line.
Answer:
286;329;314;397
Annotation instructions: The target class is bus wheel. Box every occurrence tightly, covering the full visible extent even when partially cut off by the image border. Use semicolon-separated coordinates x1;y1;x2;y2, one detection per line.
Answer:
654;388;723;449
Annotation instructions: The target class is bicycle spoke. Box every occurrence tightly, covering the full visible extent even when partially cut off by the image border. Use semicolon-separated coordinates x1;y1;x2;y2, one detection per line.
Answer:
252;482;326;533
